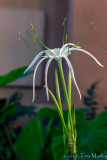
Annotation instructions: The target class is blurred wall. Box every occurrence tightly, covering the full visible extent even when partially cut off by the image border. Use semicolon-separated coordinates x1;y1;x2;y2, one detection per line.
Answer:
70;0;107;112
0;0;69;106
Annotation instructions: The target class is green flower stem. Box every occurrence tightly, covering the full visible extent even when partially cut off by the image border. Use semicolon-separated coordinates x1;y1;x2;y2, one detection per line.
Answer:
48;88;68;135
55;69;62;110
55;68;66;143
68;72;72;132
58;60;74;136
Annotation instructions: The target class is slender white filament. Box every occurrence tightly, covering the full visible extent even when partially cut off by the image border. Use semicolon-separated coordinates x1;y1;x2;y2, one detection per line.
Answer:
63;55;81;100
66;48;104;67
32;57;47;102
45;58;53;101
24;51;44;73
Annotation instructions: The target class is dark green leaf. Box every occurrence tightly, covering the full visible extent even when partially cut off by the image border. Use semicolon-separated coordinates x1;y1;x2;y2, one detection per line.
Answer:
36;107;91;119
51;135;64;160
0;104;18;123
36;107;59;118
0;66;31;88
81;111;107;154
11;106;36;120
16;118;44;160
0;98;7;109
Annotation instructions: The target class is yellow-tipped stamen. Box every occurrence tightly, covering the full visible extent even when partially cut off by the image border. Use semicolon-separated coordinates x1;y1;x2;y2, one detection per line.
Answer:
65;34;68;44
91;21;95;30
62;17;67;26
34;33;38;43
18;31;20;40
30;23;34;30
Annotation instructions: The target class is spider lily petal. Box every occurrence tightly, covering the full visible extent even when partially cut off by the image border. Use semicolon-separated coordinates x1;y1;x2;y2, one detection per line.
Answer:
60;43;80;56
24;51;45;73
68;48;104;67
32;57;47;102
45;58;53;101
63;55;81;100
24;42;103;101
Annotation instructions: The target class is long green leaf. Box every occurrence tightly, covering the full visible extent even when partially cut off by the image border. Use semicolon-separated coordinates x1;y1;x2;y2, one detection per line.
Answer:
0;66;29;88
55;69;62;110
58;60;73;135
81;111;107;154
47;88;68;135
71;104;76;127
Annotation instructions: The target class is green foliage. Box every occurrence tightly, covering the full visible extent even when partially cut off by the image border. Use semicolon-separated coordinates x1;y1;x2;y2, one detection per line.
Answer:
0;66;34;160
17;107;107;160
81;111;107;153
0;66;27;87
51;109;88;160
51;135;64;160
16;118;44;160
36;107;59;118
16;116;55;160
83;81;99;120
0;66;106;159
52;109;107;159
36;106;90;120
0;93;36;160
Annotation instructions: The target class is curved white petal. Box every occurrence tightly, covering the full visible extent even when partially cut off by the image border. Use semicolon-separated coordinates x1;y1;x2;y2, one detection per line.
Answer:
68;48;104;67
60;43;80;56
24;51;45;73
45;58;53;101
32;57;48;102
62;55;81;100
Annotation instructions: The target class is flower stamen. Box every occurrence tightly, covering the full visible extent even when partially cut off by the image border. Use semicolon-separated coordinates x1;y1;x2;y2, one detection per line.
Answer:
34;33;38;43
30;23;34;30
18;31;20;40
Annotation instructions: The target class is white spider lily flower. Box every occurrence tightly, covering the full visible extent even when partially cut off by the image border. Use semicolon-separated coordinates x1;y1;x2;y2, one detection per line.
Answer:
24;43;104;102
